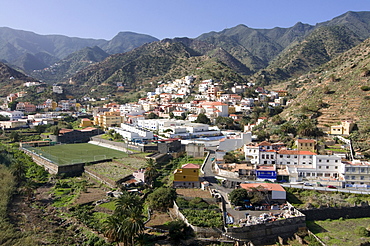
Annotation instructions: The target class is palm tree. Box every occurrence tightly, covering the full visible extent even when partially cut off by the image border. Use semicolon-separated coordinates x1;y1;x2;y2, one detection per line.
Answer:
115;191;142;216
144;159;158;188
104;192;145;245
122;206;144;246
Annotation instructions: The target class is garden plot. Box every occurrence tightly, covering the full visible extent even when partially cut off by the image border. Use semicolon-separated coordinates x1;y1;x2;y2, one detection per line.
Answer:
85;161;136;182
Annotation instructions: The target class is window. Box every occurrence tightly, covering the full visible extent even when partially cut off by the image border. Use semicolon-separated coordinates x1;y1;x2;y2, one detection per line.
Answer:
262;154;265;159
325;173;330;177
306;173;311;176
294;156;297;158
335;166;338;169
352;168;356;172
302;162;306;165
335;160;338;163
361;176;365;180
327;160;329;163
319;159;322;162
271;155;274;159
346;167;350;172
351;176;355;180
319;166;321;169
345;176;349;180
287;155;290;158
361;168;365;173
287;162;290;164
326;166;329;169
280;155;283;158
303;156;306;159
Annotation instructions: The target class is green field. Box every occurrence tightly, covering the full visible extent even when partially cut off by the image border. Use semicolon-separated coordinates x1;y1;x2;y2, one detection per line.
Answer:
30;143;128;165
308;218;370;246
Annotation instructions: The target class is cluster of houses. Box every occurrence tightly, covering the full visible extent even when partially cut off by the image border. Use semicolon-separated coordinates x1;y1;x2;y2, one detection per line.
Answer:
213;137;370;188
1;75;365;190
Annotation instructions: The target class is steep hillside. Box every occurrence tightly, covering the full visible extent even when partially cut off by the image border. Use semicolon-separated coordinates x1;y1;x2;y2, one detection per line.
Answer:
281;38;370;150
30;46;109;83
68;38;250;96
0;62;38;95
0;27;158;71
251;25;363;85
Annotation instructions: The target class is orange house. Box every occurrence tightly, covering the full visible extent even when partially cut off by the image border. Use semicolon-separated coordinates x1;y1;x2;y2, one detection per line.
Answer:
173;163;200;188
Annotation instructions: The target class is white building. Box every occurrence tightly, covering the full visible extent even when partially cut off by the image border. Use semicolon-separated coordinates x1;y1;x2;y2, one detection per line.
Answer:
0;110;24;120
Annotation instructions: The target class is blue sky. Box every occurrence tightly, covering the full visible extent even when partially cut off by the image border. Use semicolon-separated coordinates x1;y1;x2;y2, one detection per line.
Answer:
1;0;369;40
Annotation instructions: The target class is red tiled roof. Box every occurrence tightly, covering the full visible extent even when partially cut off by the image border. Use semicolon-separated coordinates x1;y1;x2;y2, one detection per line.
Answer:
278;150;316;155
240;183;285;192
258;141;272;146
182;163;200;169
297;139;316;143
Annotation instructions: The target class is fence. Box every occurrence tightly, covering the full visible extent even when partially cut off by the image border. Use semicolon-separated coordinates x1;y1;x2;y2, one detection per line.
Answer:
281;184;370;195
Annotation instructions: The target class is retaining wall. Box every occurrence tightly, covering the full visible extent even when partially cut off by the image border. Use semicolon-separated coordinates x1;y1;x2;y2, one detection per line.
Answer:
225;216;306;245
301;205;370;221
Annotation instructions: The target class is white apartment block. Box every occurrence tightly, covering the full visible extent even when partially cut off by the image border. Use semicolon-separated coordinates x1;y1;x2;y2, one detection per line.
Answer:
0;111;24;120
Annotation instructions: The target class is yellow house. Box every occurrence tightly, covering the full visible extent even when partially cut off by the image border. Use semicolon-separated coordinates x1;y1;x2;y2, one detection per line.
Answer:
94;111;124;129
330;120;354;135
173;163;200;188
296;139;316;153
79;118;94;128
228;106;236;114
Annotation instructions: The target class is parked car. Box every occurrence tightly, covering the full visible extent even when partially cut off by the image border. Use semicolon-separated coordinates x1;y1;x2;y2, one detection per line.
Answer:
304;182;313;186
327;185;337;189
234;206;246;211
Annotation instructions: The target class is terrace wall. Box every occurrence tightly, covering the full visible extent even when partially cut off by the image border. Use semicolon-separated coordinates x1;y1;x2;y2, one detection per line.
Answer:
224;203;306;245
225;216;306;245
301;205;370;221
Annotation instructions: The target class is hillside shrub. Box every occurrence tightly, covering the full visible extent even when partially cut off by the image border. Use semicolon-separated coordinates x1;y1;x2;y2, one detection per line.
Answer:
361;86;370;91
356;226;370;237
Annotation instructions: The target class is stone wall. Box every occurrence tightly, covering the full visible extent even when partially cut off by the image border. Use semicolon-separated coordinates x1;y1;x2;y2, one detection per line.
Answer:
214;163;239;179
301;205;370;221
225;216;306;245
22;148;60;174
224;203;306;245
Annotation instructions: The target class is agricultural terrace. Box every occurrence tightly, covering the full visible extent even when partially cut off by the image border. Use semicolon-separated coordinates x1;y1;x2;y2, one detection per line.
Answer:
308;217;370;246
85;158;147;183
31;143;128;165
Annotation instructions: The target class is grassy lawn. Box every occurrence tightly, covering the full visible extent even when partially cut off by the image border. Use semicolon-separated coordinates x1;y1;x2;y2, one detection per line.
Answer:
34;143;128;165
307;218;370;246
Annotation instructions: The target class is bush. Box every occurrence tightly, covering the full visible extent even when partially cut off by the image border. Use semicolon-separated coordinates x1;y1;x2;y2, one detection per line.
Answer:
356;226;370;237
361;86;370;91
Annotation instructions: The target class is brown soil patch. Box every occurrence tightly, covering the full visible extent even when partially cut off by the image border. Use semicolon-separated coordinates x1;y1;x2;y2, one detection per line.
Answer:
176;188;212;199
146;212;173;230
74;186;108;205
8;184;86;245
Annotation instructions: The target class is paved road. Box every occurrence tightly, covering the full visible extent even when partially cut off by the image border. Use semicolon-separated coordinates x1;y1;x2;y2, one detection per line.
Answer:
201;150;258;221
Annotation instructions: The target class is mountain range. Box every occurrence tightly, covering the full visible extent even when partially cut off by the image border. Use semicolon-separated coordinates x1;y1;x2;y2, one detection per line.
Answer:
0;27;158;72
1;11;370;97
